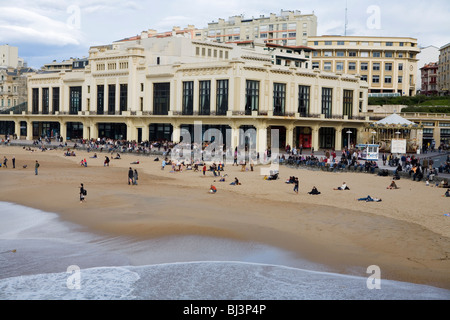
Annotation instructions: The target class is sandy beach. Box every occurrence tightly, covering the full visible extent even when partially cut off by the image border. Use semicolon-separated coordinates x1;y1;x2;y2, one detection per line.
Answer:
1;145;449;290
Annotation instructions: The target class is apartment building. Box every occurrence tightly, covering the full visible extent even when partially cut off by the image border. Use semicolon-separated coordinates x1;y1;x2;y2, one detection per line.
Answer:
0;44;25;69
438;43;450;95
204;10;317;46
308;36;421;97
0;35;371;152
420;62;438;96
0;67;34;110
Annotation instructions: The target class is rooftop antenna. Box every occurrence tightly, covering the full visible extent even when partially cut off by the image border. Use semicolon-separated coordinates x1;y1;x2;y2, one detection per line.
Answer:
344;0;348;36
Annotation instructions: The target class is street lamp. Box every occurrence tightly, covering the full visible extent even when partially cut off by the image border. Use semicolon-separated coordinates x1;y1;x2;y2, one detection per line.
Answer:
371;131;377;144
346;130;352;150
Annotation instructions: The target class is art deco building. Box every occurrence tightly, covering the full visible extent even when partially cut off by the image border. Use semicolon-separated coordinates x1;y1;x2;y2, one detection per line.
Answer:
308;36;421;97
0;35;372;153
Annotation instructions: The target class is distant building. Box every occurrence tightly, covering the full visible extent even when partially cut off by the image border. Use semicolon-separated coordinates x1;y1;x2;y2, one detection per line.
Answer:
0;44;25;68
117;25;203;43
308;35;421;97
416;45;439;93
438;43;450;96
420;62;438;96
203;10;317;46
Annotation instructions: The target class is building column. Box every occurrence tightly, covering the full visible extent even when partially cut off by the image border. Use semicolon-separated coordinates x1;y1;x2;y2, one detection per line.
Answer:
335;126;343;151
83;121;90;140
126;120;136;141
142;124;149;142
90;123;98;140
14;120;21;139
60;121;67;141
172;124;181;143
26;120;33;140
256;124;268;156
311;125;319;152
230;125;240;152
285;124;294;149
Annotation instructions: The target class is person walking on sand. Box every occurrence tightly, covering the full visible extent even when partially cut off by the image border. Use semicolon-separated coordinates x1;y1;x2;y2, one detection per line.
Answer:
133;169;138;185
79;183;86;203
12;156;15;169
128;167;134;185
293;177;299;194
3;156;7;168
35;160;40;175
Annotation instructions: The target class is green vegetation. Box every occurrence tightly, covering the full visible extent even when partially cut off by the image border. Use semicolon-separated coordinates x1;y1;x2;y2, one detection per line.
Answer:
368;95;450;109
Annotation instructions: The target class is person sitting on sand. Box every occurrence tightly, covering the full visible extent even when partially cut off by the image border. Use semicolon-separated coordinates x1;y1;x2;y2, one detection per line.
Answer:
308;186;321;195
387;180;399;189
90;153;97;159
209;185;217;194
230;177;241;185
445;189;450;197
357;195;382;202
334;182;350;190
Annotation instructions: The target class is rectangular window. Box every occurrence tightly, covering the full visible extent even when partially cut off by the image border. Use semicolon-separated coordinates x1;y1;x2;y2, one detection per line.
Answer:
385;63;393;71
349;62;356;70
52;87;60;113
120;84;128;112
32;88;39;114
373;63;380;71
385;76;392;84
97;85;104;115
336;51;344;57
336;62;344;71
69;87;82;115
321;88;332;118
373;52;381;58
298;85;310;117
108;84;115;115
216;80;228;115
273;83;286;116
385;51;393;58
182;81;194;115
361;62;368;71
361;51;369;57
349;51;357;57
312;62;319;69
386;42;393;46
324;51;332;57
372;75;380;83
153;82;170;115
199;80;211;115
325;41;332;45
324;62;332;71
360;75;368;82
245;80;259;115
398;76;403;83
343;90;353;119
337;41;345;45
42;88;49;115
399;63;403;71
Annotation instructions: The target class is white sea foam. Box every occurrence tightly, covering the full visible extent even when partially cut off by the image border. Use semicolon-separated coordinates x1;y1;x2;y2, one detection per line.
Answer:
1;201;450;300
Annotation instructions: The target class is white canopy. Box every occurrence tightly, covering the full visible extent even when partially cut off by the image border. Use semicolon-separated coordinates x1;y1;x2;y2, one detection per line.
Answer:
374;113;415;126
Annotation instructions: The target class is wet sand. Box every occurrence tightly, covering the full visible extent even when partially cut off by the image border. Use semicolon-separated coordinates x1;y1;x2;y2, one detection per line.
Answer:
0;145;449;289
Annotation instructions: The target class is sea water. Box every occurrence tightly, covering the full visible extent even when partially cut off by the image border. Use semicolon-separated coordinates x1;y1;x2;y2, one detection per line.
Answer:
0;201;449;300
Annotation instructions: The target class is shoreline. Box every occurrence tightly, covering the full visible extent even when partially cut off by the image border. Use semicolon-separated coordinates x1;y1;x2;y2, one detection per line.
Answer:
1;145;450;290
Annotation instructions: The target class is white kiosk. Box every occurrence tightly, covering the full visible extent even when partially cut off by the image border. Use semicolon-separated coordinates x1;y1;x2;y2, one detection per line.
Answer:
356;144;379;161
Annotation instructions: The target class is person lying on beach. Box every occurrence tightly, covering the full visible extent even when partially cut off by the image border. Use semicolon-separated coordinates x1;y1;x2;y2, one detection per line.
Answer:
333;182;350;190
357;195;382;202
209;185;217;194
387;181;399;189
130;160;140;164
90;153;97;159
308;186;321;195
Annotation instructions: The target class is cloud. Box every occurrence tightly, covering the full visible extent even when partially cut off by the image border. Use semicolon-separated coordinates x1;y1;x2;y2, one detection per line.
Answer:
0;6;83;46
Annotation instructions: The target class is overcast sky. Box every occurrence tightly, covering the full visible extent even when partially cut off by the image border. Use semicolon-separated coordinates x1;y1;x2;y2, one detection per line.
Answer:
1;0;449;69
